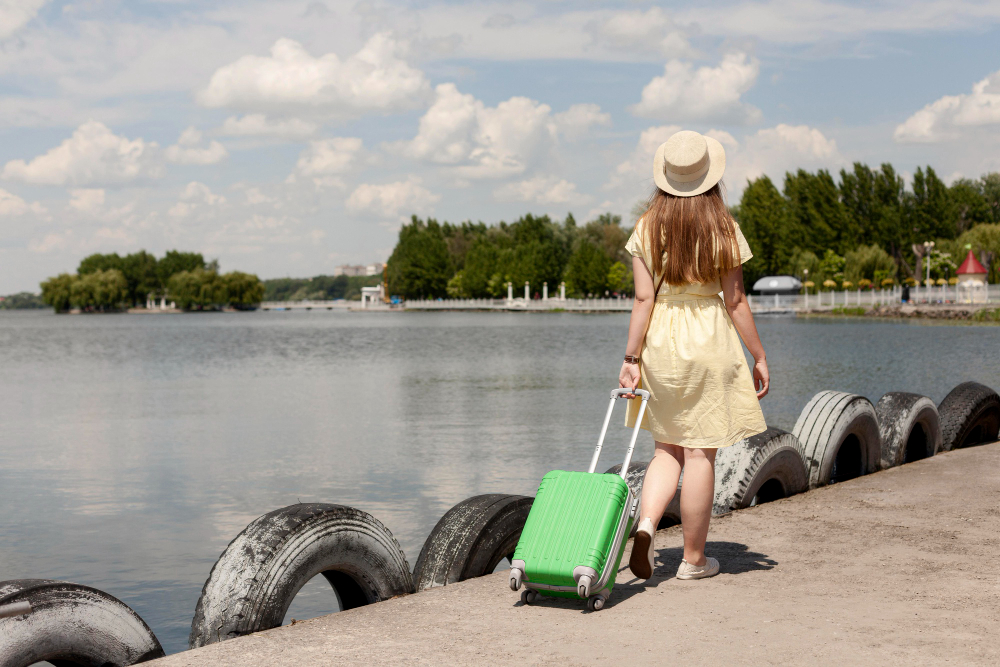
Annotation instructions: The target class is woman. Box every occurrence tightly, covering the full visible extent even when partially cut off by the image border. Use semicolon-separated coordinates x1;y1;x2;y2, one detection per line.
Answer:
619;130;769;581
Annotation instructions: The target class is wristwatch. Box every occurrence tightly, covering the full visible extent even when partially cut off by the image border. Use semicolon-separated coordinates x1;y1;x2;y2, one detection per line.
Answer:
624;355;640;364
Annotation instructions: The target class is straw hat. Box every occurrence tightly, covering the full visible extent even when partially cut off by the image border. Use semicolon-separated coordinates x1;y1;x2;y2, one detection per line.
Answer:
653;130;726;197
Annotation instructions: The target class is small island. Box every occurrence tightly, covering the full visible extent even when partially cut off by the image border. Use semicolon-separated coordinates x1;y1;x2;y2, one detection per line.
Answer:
38;250;264;313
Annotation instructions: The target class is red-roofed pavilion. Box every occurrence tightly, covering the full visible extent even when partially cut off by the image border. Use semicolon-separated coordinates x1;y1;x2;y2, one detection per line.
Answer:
957;250;987;277
956;250;988;304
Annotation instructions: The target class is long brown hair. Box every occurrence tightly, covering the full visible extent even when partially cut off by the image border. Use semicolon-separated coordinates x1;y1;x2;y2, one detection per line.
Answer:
640;182;738;285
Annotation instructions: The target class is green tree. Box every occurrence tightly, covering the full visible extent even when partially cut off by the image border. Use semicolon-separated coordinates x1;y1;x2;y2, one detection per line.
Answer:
564;238;612;297
871;164;907;259
838;163;878;252
607;261;633;295
385;217;453;299
78;252;124;275
982;173;1000;224
71;269;127;311
220;271;264;309
949;178;991;234
0;292;45;309
788;248;820;281
40;273;77;313
121;250;160;306
158;250;206;288
911;166;954;240
168;268;223;310
446;271;466;298
844;245;896;284
736;176;791;283
817;249;846;283
784;169;841;254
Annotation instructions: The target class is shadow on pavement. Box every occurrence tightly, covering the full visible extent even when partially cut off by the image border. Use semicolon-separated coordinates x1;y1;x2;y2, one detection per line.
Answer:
513;541;775;612
608;541;776;608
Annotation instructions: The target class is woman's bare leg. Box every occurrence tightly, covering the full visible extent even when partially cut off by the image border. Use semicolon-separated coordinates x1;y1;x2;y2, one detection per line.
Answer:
638;442;684;527
679;447;717;566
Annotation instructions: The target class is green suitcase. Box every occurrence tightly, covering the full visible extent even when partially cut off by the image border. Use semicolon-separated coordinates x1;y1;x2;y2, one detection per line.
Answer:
509;387;651;611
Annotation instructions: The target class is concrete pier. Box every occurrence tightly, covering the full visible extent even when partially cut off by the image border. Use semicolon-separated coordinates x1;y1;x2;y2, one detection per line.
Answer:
154;442;1000;666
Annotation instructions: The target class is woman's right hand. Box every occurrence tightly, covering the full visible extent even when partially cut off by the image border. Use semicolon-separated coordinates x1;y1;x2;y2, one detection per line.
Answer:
619;361;640;398
753;357;770;399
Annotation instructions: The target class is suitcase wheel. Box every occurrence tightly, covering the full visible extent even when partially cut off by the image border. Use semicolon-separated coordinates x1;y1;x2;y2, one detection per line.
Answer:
520;589;538;605
509;568;522;591
577;575;592;599
587;595;605;612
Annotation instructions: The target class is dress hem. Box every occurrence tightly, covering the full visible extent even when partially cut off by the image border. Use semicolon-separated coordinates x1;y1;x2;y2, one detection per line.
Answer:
639;422;767;449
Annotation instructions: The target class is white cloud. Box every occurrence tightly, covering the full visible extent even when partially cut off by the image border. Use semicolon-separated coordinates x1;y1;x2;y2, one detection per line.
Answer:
631;53;761;124
294;138;363;176
1;121;163;186
585;7;694;58
180;181;226;205
553;104;612;140
164;126;228;165
68;188;105;213
220;114;318;139
895;70;1000;143
0;187;46;216
346;177;440;219
245;187;275;205
198;33;431;119
169;182;225;219
395;83;590;179
494;176;583;205
726;124;842;190
0;0;49;39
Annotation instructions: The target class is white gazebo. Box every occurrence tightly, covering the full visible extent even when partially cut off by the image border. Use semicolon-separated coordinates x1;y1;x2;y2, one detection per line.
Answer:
360;283;385;309
956;250;988;304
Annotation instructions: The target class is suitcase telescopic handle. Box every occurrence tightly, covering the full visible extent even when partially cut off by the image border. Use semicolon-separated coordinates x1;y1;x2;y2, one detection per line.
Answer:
587;388;651;477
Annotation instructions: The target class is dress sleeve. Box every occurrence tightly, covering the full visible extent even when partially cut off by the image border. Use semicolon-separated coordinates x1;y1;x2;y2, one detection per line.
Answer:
625;220;645;259
733;221;753;265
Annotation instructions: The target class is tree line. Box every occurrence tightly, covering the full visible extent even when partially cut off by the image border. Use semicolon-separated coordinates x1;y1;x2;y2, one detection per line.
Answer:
386;213;635;300
262;274;381;302
385;165;1000;299
737;165;1000;288
39;250;264;313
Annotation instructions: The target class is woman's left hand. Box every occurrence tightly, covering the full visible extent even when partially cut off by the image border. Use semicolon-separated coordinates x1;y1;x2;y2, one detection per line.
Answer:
619;361;640;398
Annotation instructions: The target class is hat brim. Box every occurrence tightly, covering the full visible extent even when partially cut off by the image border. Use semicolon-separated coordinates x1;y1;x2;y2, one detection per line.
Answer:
653;136;726;197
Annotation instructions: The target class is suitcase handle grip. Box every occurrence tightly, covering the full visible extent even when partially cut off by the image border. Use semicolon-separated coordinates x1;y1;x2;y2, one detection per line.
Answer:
610;387;650;400
587;388;651;477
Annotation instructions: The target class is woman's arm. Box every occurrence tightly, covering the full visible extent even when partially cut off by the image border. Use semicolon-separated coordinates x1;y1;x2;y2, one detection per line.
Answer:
721;265;770;399
619;255;655;397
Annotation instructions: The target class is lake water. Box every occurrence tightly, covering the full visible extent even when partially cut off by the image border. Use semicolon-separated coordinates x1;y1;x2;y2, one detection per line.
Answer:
1;310;998;654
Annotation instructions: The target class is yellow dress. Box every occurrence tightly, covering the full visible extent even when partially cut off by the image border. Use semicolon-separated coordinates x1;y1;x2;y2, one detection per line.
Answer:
624;218;767;449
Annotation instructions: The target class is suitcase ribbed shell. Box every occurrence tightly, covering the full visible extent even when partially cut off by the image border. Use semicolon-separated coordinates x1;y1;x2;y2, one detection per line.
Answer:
513;470;629;588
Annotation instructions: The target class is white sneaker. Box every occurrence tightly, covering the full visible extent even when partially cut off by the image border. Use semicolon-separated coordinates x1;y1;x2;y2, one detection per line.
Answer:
629;518;655;579
675;557;719;580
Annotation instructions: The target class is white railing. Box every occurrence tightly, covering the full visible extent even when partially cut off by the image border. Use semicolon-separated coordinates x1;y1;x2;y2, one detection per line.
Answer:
260;285;998;313
747;283;998;312
404;297;634;311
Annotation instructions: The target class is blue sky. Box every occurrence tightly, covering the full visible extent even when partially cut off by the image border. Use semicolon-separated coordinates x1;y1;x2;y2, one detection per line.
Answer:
1;0;1000;293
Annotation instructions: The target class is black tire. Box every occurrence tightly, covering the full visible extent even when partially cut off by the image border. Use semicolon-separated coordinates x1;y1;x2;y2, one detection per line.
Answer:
875;392;942;468
713;428;808;515
0;579;164;667
189;503;412;648
792;391;881;488
938;382;1000;451
412;494;533;592
604;461;680;530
